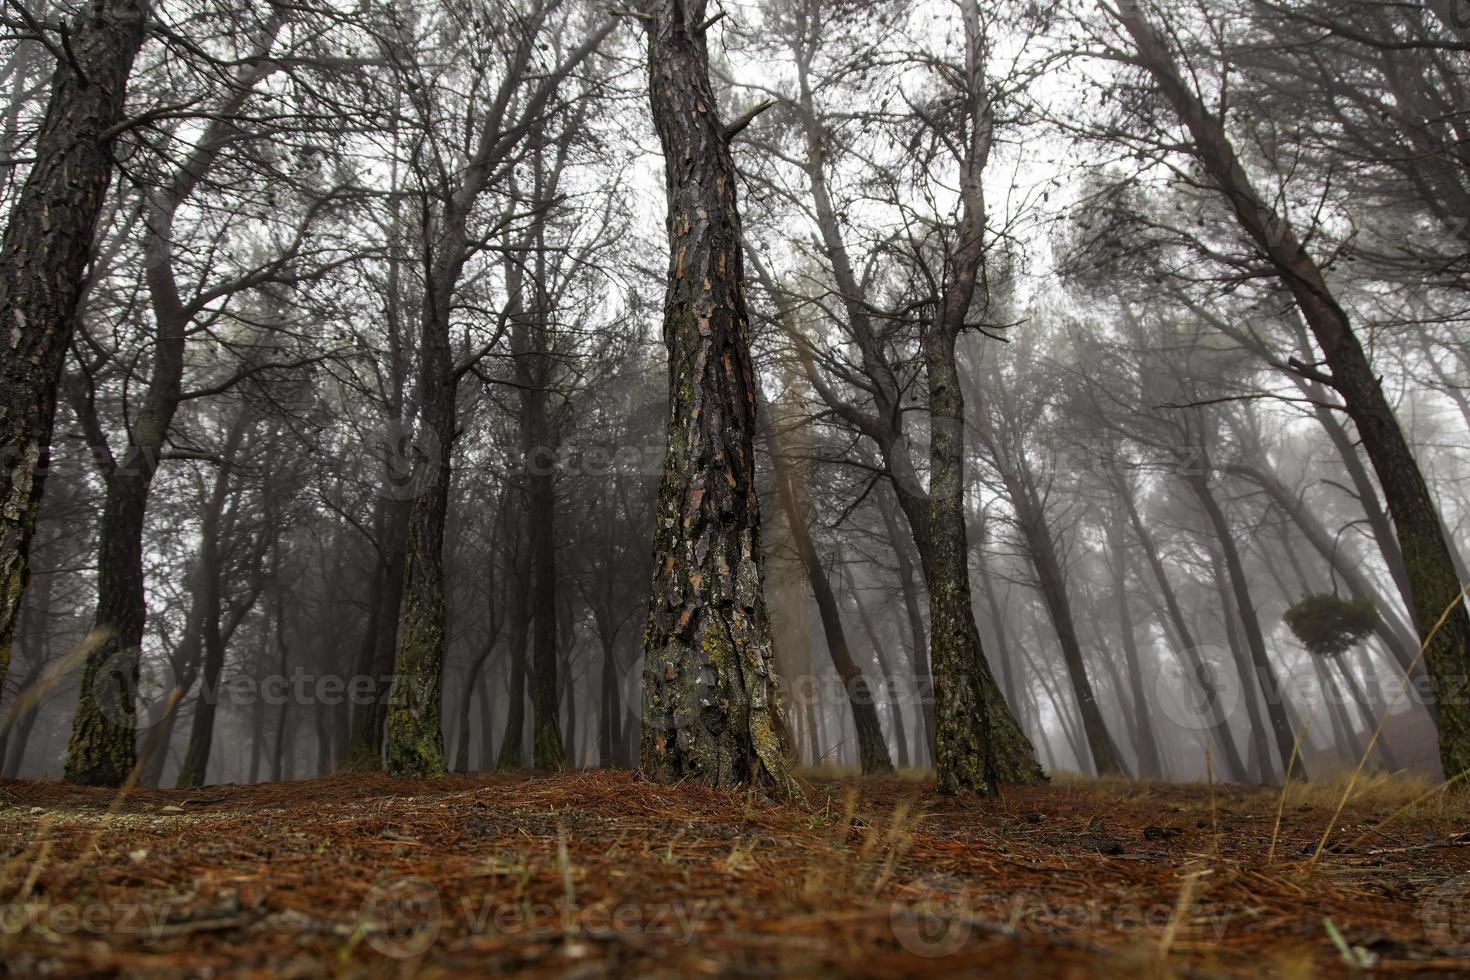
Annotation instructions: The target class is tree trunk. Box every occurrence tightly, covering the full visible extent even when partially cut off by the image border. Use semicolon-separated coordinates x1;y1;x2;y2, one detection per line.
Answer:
1191;471;1305;781
0;0;148;699
847;579;910;768
875;486;934;760
598;632;621;767
920;325;999;795
1003;468;1123;776
1336;656;1402;771
455;635;498;773
1225;460;1422;683
1117;0;1470;779
383;311;455;776
765;396;892;774
528;429;564;771
1107;517;1165;778
270;584;290;783
496;526;532;770
345;497;409;771
1311;653;1364;764
637;0;794;794
1117;479;1248;780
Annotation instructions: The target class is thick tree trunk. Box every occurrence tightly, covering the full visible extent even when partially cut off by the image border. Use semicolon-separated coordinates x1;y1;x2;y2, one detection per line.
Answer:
637;0;794;794
65;465;151;784
384;295;455;776
1117;0;1470;779
921;330;997;795
63;9;284;786
0;0;148;699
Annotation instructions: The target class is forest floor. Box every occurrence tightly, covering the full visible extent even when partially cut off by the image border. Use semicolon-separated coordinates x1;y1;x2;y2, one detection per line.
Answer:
0;768;1468;977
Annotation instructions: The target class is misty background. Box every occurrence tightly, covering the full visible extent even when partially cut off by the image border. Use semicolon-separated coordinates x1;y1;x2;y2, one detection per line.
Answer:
1;0;1465;787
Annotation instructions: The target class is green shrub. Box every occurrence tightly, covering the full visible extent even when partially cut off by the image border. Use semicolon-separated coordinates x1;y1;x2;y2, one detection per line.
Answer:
1283;593;1379;657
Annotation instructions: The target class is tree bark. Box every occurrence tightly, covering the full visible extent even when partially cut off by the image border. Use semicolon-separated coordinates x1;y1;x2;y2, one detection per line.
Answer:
637;0;794;795
0;0;148;702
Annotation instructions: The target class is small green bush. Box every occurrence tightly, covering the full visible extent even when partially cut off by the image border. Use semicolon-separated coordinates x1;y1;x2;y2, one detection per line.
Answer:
1283;593;1379;657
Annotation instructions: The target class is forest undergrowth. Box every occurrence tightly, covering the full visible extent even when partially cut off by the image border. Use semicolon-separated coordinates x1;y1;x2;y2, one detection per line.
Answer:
1;769;1467;976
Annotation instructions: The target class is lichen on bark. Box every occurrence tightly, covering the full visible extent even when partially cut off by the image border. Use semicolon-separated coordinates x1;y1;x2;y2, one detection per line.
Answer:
637;0;798;800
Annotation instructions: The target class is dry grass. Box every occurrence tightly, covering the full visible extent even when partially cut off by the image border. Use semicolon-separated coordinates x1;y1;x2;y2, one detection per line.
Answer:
0;769;1467;976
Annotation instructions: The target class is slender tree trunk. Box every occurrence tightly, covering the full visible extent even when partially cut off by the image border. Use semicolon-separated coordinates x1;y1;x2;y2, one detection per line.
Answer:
1189;469;1305;780
1002;470;1123;775
876;486;934;760
270;584;291;783
1336;656;1403;771
1;657;46;778
175;553;225;788
454;641;495;773
1107;517;1165;778
0;0;148;698
766;396;892;774
637;0;793;794
1312;654;1363;764
497;488;532;770
248;670;265;783
1225;460;1421;681
528;443;564;770
346;498;409;771
847;581;910;768
1117;479;1248;780
598;632;621;767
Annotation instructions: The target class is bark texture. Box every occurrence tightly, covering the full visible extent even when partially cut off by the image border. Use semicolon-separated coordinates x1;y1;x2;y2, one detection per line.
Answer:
639;0;794;795
0;0;147;713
